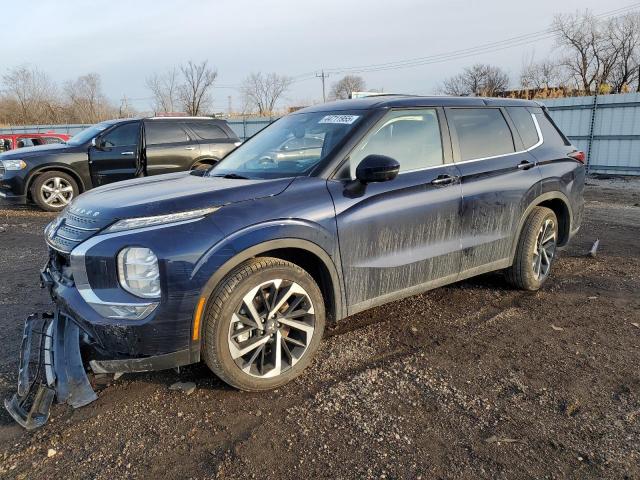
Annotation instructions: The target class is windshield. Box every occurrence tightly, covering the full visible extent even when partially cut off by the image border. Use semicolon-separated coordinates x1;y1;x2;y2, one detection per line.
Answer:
210;111;365;179
66;123;111;146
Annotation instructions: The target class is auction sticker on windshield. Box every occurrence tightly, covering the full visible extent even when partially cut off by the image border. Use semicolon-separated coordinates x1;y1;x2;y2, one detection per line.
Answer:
319;114;360;125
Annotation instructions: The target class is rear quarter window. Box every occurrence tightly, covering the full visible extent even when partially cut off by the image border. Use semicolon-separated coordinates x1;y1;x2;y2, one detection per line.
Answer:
188;123;229;140
506;107;539;149
448;108;515;161
534;112;571;148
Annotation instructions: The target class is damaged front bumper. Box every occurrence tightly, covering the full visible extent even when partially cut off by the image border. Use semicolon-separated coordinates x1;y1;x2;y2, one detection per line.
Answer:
4;311;97;430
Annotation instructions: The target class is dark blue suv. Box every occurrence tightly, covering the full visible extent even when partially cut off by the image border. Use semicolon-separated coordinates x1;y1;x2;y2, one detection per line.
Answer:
6;95;585;429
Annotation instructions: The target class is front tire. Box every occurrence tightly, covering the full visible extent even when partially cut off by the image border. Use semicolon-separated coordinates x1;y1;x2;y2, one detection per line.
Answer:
202;257;325;391
505;206;558;291
30;171;78;212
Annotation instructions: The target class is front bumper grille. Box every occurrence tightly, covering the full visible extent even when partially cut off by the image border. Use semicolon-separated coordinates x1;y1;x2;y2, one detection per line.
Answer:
0;163;5;178
45;210;107;253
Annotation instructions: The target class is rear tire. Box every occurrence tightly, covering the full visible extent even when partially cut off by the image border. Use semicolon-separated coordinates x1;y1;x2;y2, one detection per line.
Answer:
30;171;79;212
505;206;558;291
202;257;325;391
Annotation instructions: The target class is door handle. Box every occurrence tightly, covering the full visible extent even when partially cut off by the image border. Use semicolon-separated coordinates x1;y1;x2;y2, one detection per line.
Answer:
431;174;458;186
517;160;534;170
184;146;196;151
121;151;134;156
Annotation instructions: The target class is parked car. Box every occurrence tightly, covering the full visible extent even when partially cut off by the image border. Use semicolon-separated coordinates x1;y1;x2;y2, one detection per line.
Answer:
0;117;241;211
0;132;71;152
6;95;585;429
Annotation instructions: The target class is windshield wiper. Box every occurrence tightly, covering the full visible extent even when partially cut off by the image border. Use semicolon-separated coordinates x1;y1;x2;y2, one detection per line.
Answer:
211;173;250;180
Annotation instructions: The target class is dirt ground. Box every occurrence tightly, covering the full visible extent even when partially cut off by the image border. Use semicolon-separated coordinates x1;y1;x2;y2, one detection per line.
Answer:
0;177;638;480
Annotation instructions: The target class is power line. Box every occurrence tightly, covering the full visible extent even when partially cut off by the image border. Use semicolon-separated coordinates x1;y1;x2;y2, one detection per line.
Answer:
293;3;640;79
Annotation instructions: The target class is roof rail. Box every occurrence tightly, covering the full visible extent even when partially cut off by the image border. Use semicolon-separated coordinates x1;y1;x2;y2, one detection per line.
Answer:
145;116;214;120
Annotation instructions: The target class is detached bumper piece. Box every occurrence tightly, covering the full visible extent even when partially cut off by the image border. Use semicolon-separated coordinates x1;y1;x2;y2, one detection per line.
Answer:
4;312;98;430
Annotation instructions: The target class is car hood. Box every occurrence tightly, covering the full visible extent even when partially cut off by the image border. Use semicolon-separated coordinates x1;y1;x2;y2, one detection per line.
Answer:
0;143;81;159
67;171;295;223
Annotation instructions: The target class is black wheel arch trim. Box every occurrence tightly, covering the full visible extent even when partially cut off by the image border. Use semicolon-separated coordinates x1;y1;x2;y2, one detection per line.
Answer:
26;165;87;195
509;191;573;261
189;238;345;361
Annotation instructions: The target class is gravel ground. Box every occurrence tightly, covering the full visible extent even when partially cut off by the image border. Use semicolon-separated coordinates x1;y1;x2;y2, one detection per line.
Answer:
0;177;639;479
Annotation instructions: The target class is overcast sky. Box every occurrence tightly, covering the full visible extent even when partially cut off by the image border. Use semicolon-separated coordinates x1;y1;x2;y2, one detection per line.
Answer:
3;0;635;112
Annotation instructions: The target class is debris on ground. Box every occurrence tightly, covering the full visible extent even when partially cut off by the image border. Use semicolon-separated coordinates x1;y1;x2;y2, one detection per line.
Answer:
47;449;57;458
589;239;600;257
169;381;197;395
551;324;564;331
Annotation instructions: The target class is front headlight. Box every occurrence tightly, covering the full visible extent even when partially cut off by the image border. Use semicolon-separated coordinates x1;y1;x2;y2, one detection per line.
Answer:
106;207;219;233
1;159;27;170
117;247;161;298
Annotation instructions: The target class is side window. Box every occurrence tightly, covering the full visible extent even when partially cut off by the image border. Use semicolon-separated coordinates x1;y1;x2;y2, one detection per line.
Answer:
448;108;515;161
103;123;140;148
506;107;539;149
534;112;571;147
188;123;228;140
0;138;11;151
349;109;443;177
145;122;191;145
41;137;64;145
17;138;35;148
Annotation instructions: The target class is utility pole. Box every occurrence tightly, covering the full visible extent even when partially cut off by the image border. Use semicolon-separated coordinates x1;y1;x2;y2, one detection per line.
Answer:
119;95;130;118
316;70;330;102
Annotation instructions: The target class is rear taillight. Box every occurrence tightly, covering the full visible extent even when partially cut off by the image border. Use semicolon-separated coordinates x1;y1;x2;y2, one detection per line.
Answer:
569;151;586;164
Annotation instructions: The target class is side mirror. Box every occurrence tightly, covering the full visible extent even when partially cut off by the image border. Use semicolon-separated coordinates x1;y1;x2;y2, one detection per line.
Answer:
92;137;106;150
355;154;400;183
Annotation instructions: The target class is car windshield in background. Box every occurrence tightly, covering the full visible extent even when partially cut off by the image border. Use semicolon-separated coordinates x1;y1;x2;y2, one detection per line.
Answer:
210;111;365;179
66;123;111;146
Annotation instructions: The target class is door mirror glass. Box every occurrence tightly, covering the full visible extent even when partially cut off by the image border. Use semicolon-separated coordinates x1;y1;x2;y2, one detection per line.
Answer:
355;154;400;183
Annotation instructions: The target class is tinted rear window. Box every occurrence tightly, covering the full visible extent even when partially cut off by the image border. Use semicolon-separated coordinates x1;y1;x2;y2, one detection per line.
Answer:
506;107;539;149
448;108;515;161
188;122;229;140
145;122;191;145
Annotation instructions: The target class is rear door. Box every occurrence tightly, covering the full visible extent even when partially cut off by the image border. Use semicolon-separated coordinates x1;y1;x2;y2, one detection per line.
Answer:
446;106;542;273
88;121;141;186
327;108;464;312
186;121;239;161
143;121;200;174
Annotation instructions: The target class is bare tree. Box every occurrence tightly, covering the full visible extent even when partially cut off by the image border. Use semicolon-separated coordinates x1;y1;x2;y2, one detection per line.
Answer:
241;72;292;115
1;65;60;124
608;13;640;92
146;68;180;113
553;11;607;92
520;57;564;90
178;60;217;115
329;75;366;100
64;73;113;123
441;64;509;96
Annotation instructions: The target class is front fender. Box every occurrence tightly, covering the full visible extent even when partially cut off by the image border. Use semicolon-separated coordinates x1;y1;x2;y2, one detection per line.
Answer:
189;219;345;355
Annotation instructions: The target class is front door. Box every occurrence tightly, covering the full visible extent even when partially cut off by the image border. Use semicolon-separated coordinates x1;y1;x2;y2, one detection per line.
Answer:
445;107;542;273
89;121;141;186
327;108;463;313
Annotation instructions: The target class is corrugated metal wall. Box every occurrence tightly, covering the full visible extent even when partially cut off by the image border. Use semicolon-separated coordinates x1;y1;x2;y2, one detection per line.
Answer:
540;93;640;175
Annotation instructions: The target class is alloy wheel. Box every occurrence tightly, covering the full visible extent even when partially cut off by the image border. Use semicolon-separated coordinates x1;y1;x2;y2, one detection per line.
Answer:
228;279;315;378
532;218;556;280
40;177;74;207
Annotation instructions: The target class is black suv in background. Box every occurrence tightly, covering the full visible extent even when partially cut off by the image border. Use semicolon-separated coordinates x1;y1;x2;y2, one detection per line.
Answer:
0;117;241;211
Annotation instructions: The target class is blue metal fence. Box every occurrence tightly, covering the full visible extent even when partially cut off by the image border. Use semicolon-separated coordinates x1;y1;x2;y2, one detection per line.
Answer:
540;93;640;175
2;94;639;175
0;118;275;141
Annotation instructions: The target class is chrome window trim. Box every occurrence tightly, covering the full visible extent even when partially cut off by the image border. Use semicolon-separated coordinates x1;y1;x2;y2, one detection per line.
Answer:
344;112;544;178
453;113;543;166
